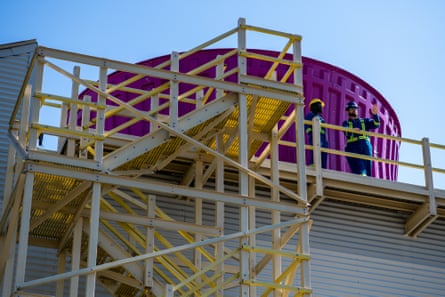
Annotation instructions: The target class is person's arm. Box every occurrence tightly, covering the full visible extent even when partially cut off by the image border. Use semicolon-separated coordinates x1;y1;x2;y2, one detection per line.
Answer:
368;104;380;129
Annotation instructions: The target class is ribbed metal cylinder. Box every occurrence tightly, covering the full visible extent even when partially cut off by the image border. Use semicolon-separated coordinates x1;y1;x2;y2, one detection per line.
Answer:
300;56;401;179
80;49;401;180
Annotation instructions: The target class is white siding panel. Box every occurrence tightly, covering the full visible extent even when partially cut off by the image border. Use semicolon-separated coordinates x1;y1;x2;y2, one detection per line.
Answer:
0;40;37;211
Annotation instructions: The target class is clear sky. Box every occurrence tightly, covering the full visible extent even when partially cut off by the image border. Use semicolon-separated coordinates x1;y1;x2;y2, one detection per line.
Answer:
1;0;444;188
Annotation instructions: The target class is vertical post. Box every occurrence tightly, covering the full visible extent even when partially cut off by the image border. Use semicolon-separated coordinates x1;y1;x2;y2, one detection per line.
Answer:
85;182;101;297
215;57;225;297
312;117;323;196
248;177;256;297
145;195;155;288
216;55;224;100
84;66;107;296
80;95;91;159
293;35;311;296
170;51;179;131
422;138;437;215
292;39;306;194
4;84;31;212
215;133;225;297
59;82;69;151
14;172;34;289
67;66;80;157
95;67;107;163
150;93;159;132
271;125;281;297
265;70;280;297
70;217;83;297
28;59;44;150
196;89;204;109
19;84;33;148
1;177;23;297
238;17;250;297
56;251;66;297
3;140;17;209
194;160;203;295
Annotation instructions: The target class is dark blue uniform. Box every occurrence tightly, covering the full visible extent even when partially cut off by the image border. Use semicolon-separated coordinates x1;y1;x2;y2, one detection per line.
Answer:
305;112;328;168
342;114;380;176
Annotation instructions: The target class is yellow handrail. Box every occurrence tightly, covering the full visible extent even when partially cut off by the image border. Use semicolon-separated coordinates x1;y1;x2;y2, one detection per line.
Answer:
303;119;445;188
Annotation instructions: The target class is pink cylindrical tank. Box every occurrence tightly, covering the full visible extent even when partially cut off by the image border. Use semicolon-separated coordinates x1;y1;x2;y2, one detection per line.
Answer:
79;49;401;180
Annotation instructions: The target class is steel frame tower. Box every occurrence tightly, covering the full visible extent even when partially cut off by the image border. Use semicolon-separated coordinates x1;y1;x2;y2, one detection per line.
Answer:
0;18;312;297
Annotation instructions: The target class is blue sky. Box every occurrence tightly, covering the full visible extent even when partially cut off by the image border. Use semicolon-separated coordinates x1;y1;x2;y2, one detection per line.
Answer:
1;0;444;187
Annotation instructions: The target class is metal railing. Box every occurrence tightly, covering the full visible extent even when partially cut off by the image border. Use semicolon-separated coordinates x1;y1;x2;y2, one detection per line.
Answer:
3;18;312;297
304;117;445;190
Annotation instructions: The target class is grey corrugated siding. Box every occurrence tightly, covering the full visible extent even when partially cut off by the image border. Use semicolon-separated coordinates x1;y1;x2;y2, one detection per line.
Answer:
25;245;110;296
0;40;37;211
12;187;445;297
149;195;445;297
310;200;445;297
0;40;40;297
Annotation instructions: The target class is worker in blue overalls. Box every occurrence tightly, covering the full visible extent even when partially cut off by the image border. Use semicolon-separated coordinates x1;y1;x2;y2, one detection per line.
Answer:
305;98;328;168
342;101;380;176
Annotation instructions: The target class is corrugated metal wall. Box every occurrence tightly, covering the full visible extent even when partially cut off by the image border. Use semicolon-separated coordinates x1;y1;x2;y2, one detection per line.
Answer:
24;245;111;296
153;195;445;297
12;187;445;297
310;200;445;297
113;192;445;297
0;40;37;210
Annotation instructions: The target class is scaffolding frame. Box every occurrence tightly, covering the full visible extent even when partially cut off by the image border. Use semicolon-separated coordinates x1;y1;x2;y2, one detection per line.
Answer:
0;18;312;297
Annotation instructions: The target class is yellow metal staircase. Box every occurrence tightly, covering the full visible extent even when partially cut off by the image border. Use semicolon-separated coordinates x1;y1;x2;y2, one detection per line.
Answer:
0;18;311;297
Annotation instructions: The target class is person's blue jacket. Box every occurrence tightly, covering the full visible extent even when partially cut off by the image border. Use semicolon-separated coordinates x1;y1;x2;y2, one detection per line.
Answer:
342;114;380;143
304;112;328;147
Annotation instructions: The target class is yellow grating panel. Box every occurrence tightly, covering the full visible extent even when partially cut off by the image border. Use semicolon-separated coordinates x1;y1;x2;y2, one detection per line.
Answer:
114;284;140;297
214;94;290;160
110;94;289;171
30;170;89;240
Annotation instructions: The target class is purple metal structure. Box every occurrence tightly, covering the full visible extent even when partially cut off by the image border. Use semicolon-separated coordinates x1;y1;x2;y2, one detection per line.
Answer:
301;55;401;179
80;49;401;180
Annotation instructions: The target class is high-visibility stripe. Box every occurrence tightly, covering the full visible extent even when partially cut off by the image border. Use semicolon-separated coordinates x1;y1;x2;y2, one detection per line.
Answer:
347;119;369;143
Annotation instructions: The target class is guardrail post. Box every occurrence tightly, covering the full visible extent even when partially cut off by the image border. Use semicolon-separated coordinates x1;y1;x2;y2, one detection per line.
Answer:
67;66;80;157
422;137;437;215
312;117;323;196
170;51;179;131
29;60;44;150
95;67;107;162
405;137;439;236
80;95;91;159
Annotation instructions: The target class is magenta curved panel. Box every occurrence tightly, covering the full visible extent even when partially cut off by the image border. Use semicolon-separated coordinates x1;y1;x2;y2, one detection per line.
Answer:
79;49;401;180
